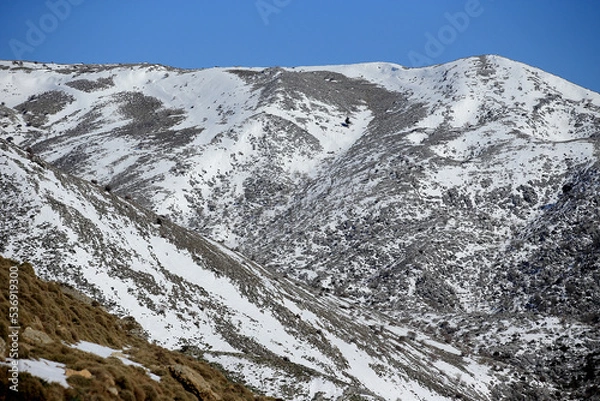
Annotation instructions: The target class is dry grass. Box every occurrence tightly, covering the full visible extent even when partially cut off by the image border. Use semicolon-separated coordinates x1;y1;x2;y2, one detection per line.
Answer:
0;256;276;401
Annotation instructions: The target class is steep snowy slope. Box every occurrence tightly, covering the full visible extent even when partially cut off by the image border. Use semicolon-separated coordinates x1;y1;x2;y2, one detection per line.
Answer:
1;139;517;400
2;56;598;318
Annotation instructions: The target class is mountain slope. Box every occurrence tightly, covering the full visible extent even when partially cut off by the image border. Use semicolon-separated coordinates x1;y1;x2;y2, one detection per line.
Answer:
0;256;276;401
491;161;600;320
0;139;516;400
1;55;600;399
1;56;599;315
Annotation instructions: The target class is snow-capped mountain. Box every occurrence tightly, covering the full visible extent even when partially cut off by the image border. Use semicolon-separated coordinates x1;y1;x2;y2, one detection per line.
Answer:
1;55;599;315
1;55;599;399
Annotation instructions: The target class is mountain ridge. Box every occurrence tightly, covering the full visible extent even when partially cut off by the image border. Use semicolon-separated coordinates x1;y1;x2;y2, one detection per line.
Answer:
1;54;600;399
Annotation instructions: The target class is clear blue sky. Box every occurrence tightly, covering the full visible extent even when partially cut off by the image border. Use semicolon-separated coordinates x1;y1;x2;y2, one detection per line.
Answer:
1;0;599;92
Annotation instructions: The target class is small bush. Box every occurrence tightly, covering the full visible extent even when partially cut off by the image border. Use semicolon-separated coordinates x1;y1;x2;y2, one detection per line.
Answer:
115;375;133;391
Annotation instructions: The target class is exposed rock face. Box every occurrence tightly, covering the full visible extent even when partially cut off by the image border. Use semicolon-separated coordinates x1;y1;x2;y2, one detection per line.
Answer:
492;163;600;322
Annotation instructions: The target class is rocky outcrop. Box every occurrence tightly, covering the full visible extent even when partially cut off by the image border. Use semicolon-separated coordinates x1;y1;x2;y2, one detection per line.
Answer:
169;364;221;401
22;327;53;345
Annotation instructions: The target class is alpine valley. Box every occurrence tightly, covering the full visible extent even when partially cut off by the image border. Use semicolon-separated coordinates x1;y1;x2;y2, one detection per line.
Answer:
1;55;599;400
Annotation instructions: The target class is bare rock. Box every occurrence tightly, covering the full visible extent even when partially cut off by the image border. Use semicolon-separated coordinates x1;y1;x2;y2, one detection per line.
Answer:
117;316;149;340
169;364;221;401
66;368;92;379
22;327;53;345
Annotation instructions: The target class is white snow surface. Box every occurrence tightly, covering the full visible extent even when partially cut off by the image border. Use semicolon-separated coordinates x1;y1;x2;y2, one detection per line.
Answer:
18;359;70;388
73;341;160;381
